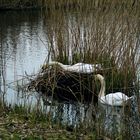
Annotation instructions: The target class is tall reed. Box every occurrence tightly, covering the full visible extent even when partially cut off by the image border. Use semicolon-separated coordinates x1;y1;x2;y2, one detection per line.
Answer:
44;5;140;95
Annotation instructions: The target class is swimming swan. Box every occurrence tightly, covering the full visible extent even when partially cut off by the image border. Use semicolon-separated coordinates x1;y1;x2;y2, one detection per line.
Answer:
42;61;101;74
95;74;134;106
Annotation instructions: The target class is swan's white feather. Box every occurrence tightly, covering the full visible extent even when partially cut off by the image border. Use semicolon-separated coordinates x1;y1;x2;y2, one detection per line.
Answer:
64;63;101;73
99;92;131;106
49;61;101;73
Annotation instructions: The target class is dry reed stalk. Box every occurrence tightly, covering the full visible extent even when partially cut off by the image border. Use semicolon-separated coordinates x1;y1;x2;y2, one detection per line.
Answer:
44;4;139;95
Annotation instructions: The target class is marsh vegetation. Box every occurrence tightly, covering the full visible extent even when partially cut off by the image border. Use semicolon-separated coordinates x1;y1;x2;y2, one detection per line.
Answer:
0;0;140;139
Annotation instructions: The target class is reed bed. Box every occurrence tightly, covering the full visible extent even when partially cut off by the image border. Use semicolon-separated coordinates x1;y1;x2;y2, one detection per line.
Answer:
40;3;140;139
44;6;140;95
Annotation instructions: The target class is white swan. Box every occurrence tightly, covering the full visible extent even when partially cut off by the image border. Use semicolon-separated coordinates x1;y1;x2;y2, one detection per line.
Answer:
42;61;101;74
95;74;134;106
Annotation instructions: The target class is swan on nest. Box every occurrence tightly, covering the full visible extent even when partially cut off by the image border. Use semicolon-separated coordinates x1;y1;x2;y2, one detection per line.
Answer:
42;61;102;74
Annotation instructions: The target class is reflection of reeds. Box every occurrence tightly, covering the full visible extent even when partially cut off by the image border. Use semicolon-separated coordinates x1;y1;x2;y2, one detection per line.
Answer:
0;32;6;106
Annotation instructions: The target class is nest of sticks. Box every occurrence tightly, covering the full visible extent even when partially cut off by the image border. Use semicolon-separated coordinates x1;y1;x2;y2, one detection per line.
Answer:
28;66;100;104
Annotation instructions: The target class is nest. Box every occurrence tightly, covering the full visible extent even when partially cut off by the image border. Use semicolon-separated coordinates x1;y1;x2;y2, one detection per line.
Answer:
28;66;99;104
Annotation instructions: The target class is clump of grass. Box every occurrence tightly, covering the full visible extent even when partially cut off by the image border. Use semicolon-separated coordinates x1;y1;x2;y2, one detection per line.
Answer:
0;105;98;139
0;98;98;139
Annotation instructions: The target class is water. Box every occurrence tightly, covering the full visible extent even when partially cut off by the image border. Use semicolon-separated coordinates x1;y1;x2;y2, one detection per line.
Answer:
0;11;48;104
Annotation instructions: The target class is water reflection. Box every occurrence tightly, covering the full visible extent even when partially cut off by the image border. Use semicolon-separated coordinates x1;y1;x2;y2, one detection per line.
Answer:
41;98;95;128
0;11;48;104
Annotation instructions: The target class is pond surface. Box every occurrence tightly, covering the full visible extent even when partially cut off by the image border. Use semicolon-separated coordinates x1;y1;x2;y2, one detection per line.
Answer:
0;11;48;104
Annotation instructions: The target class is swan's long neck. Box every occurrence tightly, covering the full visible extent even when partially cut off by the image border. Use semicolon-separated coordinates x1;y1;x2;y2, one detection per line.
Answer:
98;77;105;98
49;61;71;71
49;61;63;68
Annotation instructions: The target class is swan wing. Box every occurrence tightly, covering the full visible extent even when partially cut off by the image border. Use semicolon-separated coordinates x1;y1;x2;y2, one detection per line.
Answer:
68;63;101;73
65;64;92;73
72;63;84;66
100;92;130;106
113;92;130;100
